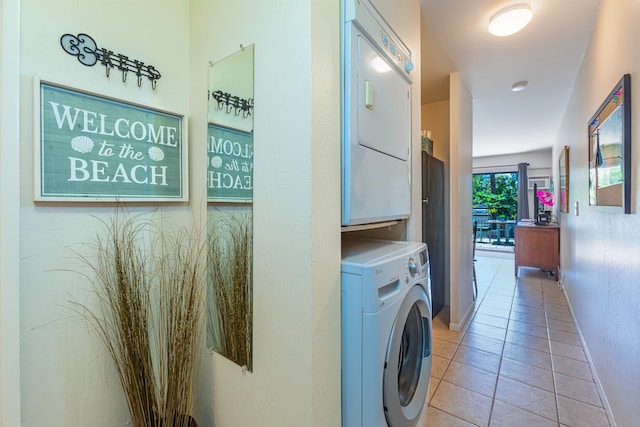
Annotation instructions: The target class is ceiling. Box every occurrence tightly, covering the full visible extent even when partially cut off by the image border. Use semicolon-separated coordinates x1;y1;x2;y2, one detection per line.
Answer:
420;0;602;158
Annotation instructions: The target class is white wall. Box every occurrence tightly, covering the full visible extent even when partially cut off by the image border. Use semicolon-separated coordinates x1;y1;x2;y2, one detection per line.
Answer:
473;149;552;174
555;0;640;425
12;0;343;424
4;0;422;425
190;1;342;426
18;1;192;426
0;0;22;425
448;73;474;330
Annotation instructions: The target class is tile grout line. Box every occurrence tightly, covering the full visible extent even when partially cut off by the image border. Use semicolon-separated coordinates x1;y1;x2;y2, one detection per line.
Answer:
541;275;563;427
485;257;515;427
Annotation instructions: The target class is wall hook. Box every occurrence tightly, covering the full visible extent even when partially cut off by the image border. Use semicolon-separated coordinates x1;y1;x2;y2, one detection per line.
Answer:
60;32;161;91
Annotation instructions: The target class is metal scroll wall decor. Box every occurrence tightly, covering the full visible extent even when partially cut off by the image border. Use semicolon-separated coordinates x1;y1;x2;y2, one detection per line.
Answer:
60;33;161;90
208;90;254;119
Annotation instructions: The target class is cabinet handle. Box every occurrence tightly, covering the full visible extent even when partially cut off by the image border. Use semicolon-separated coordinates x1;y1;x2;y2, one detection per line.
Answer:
422;198;428;204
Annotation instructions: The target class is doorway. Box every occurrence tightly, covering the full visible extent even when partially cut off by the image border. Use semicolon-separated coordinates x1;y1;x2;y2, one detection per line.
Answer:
472;172;518;247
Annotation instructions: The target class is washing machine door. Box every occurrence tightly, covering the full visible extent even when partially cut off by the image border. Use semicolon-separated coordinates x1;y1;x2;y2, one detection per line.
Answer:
383;283;432;427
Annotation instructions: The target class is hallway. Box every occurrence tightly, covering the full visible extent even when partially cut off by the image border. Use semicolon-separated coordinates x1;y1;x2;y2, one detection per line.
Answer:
425;252;612;426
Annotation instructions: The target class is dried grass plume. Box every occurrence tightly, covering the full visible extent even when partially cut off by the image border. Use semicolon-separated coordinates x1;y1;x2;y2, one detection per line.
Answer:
74;209;204;427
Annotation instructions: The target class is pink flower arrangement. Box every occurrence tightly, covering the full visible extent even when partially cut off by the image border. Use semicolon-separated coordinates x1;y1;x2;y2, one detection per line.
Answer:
536;190;553;209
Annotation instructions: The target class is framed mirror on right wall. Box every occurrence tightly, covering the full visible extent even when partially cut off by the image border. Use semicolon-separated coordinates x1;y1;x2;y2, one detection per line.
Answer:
588;74;631;213
559;145;569;214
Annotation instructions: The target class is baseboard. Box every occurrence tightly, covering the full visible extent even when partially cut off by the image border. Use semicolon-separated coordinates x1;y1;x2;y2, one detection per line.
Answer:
449;300;474;332
561;287;617;427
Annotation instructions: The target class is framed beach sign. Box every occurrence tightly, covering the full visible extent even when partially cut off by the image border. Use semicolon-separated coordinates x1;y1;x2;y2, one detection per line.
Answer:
206;123;253;203
34;79;188;201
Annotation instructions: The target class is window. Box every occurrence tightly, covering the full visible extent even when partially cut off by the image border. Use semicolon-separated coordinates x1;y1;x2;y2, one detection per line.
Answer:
472;172;518;219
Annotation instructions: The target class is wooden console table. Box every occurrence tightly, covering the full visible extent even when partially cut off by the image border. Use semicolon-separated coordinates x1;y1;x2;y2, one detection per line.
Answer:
514;222;560;280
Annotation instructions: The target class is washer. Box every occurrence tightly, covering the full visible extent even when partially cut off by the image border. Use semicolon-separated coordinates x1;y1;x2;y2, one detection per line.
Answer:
341;0;414;226
342;237;432;427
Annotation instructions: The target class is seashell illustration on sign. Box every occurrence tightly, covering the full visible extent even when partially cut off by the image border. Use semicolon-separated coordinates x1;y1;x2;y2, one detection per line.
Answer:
70;135;95;153
148;146;165;162
210;156;223;168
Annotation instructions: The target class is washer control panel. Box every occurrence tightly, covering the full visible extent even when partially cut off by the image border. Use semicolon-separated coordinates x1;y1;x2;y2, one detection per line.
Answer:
408;257;418;277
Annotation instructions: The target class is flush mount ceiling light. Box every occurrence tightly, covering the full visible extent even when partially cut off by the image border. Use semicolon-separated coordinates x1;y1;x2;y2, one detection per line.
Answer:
512;80;528;91
488;3;533;36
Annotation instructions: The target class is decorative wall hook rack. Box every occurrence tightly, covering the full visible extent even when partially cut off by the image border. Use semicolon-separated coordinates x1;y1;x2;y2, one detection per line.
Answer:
209;90;254;118
60;33;161;90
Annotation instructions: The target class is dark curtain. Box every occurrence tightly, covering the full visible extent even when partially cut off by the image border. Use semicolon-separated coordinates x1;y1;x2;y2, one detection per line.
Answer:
517;162;529;221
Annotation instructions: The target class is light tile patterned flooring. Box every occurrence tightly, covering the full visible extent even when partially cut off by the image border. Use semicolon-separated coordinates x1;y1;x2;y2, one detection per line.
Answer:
424;251;612;427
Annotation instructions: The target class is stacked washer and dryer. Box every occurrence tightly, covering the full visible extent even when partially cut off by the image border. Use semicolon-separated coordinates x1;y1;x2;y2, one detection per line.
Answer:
341;0;433;426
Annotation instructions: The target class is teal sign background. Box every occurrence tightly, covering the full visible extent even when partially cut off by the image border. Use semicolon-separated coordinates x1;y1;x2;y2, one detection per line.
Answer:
207;124;253;202
37;82;185;200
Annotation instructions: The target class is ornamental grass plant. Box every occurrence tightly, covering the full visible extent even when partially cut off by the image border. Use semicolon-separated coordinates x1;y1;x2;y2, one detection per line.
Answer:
74;209;204;427
207;211;253;371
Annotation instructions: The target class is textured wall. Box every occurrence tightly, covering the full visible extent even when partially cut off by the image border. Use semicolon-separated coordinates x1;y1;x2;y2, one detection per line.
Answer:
19;1;191;426
555;0;640;425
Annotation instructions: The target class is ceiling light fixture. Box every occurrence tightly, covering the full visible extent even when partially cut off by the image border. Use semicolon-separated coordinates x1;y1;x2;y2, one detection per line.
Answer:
488;3;533;37
512;80;528;92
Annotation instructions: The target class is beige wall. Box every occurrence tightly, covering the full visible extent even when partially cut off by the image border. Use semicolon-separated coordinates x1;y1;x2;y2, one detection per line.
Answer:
422;100;450;163
2;0;422;425
0;0;22;425
421;76;474;329
17;1;192;425
448;72;474;330
186;0;344;425
555;0;640;425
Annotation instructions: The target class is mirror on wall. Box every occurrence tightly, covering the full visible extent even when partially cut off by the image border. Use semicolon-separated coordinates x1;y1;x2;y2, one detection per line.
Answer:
206;44;254;371
588;74;631;213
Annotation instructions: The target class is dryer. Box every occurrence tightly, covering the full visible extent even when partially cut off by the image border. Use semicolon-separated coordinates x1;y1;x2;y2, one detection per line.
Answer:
342;237;432;427
341;0;414;226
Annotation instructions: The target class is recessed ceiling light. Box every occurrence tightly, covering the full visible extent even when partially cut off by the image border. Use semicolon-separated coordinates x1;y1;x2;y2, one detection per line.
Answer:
488;3;533;37
512;80;528;91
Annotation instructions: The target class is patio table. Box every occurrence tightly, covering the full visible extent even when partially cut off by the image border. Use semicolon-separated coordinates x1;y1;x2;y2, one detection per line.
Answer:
487;220;517;245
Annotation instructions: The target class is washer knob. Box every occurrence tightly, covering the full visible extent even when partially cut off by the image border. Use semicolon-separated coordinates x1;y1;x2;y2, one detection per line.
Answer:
390;44;397;55
405;61;415;73
408;257;418;277
381;34;389;46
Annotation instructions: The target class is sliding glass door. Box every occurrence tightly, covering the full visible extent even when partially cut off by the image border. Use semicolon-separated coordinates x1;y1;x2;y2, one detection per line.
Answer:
472;172;518;219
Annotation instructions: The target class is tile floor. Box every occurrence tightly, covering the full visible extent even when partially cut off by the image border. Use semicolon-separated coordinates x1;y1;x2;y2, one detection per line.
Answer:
424;251;612;427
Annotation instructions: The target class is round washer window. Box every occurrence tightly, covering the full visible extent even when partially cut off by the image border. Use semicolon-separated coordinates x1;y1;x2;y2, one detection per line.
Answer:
397;303;424;406
383;283;432;427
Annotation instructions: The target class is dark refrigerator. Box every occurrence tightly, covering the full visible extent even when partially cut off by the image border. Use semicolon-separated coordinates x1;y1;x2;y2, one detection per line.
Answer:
422;152;445;317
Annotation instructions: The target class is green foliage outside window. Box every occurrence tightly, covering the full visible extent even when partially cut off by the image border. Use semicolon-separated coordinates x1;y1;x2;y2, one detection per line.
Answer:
473;173;518;219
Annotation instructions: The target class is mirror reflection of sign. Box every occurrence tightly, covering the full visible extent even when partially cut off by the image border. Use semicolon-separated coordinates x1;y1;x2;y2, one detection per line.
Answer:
38;82;185;200
207;124;253;202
